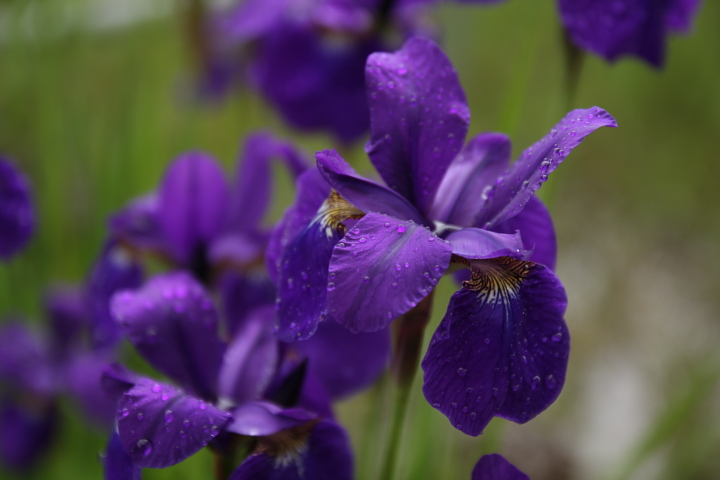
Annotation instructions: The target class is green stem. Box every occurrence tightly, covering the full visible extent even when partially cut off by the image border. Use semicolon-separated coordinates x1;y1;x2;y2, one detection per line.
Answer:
379;293;435;480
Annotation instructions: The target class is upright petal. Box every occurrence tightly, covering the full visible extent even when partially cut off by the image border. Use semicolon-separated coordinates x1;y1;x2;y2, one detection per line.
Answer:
365;37;470;215
475;107;616;229
491;195;557;270
472;454;530;480
445;228;525;261
430;133;511;226
422;259;569;436
111;273;225;400
225;402;313;437
108;194;165;256
327;212;452;333
229;420;353;480
218;306;279;405
294;320;391;399
0;157;34;260
316;149;425;224
158;152;230;265
103;432;142;480
116;378;230;469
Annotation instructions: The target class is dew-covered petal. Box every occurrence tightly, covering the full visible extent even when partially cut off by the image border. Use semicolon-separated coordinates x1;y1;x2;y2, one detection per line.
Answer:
445;228;525;260
316;149;425;224
422;259;569;436
0;399;56;471
111;272;225;400
0;157;34;260
559;0;673;67
218;306;278;405
294;320;391;399
226;402;314;437
430;133;511;226
103;432;142;480
158;152;230;265
266;168;330;284
492;195;556;270
476;107;617;229
472;454;530;480
108;193;165;256
116;378;230;469
227;132;309;233
86;240;144;349
327;212;452;333
365;37;470;215
229;420;353;480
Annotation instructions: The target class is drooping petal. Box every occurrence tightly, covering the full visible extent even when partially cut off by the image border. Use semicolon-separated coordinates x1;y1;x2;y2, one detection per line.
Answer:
103;432;142;480
327;212;452;333
0;399;55;471
559;0;669;67
100;364;141;403
229;420;353;480
422;259;569;436
116;378;230;469
293;319;391;399
0;157;34;260
475;107;617;229
225;402;314;437
492;195;557;270
430;133;511;226
445;228;526;260
227;132;309;233
108;193;165;256
111;273;225;400
365;37;470;215
316;149;425;224
86;240;144;349
218;306;279;405
158;152;230;265
472;454;530;480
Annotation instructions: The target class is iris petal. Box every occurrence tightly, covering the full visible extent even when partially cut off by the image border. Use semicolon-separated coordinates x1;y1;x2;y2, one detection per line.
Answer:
0;157;34;260
472;454;530;480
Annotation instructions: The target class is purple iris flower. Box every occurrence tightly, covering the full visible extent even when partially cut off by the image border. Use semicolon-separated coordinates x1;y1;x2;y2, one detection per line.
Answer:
0;157;34;260
109;132;308;285
271;37;616;435
472;454;530;480
558;0;702;68
105;272;355;479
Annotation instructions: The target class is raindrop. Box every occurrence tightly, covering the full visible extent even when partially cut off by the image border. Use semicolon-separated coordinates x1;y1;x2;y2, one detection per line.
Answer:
492;388;498;396
457;367;468;377
462;406;468;413
165;410;174;423
397;224;406;233
152;384;161;393
392;282;398;288
384;222;390;227
545;375;557;389
327;283;336;292
363;276;370;284
359;237;367;244
551;332;563;342
137;413;144;421
432;403;440;408
451;402;458;409
395;263;402;271
531;376;541;390
286;278;294;290
199;402;206;410
484;338;490;345
470;412;477;420
183;419;190;428
428;237;435;242
136;439;152;457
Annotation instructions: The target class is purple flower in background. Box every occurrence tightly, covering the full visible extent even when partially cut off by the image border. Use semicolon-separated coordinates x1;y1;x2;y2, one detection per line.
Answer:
558;0;703;67
272;37;616;435
0;157;34;260
109;133;308;285
472;454;530;480
104;272;355;478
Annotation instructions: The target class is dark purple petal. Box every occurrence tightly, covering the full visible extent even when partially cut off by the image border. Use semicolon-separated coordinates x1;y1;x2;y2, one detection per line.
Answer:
475;107;617;229
327;212;452;333
266;168;331;284
226;402;314;437
111;272;225;400
316;149;425;224
216;0;292;42
208;232;267;268
365;37;470;215
0;399;56;471
158;152;230;265
218;306;279;405
101;364;141;402
108;194;165;255
294;320;390;399
220;270;276;337
117;378;230;468
445;228;526;260
44;285;89;355
65;352;117;427
422;259;569;436
665;0;702;32
472;454;530;480
559;0;669;67
86;240;144;349
0;323;54;395
492;195;557;270
103;432;142;480
227;132;309;233
229;420;353;480
0;157;34;260
430;133;511;226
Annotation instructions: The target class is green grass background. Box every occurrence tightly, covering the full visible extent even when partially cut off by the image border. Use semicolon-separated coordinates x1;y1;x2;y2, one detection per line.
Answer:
1;0;720;479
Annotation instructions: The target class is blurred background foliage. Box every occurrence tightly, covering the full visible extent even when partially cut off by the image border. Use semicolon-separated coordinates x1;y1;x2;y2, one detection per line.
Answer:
1;0;719;479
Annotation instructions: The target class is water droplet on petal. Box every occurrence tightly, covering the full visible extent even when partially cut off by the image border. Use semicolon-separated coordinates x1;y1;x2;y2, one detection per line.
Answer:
531;376;541;390
457;367;467;377
546;375;557;389
551;332;563;342
151;384;161;393
397;224;406;233
136;412;144;421
136;439;152;457
327;282;336;292
165;410;174;423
